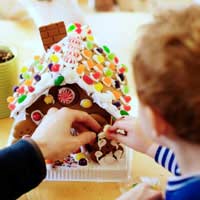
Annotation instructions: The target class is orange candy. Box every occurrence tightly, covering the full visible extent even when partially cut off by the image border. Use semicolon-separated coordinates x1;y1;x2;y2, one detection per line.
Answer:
76;64;85;75
96;64;104;71
87;59;95;69
7;96;15;103
24;79;33;86
112;90;122;100
83;49;92;58
34;55;40;61
109;63;116;71
102;77;112;87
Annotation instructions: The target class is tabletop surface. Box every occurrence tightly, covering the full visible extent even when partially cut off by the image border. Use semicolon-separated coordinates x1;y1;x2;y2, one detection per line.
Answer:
0;13;170;200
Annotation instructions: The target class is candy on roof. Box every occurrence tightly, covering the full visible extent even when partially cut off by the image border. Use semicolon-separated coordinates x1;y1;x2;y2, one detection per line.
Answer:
7;22;131;122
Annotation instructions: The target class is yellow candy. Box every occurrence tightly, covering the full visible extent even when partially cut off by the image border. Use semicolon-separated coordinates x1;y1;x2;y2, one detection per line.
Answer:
50;54;59;63
75;153;86;161
87;35;94;42
80;99;93;109
94;83;103;92
44;95;54;104
97;55;105;64
7;96;15;103
24;79;33;86
76;64;85;75
21;66;28;73
34;55;40;61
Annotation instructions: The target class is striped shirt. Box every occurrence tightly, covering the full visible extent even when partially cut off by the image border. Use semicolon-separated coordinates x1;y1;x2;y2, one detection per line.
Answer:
155;146;200;200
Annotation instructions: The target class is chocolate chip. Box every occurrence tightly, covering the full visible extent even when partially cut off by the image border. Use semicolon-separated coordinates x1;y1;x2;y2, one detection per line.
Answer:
96;47;103;54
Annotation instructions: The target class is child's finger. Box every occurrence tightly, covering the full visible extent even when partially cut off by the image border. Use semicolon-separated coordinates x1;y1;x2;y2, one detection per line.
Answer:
107;132;127;144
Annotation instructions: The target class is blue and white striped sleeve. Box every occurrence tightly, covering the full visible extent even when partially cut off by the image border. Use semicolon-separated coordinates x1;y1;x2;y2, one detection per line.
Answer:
154;146;181;176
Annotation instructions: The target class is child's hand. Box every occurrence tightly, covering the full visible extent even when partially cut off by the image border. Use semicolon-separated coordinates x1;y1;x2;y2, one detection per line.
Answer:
107;116;159;157
31;107;101;160
117;183;163;200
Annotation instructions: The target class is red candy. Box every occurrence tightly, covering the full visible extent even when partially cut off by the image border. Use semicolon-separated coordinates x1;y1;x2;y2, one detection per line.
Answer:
51;64;60;72
17;86;25;94
28;86;35;93
119;67;126;74
75;23;81;28
8;104;15;111
83;75;94;85
114;57;119;64
53;45;61;52
58;87;75;105
76;28;82;34
92;72;101;80
124;105;131;111
32;111;42;121
87;29;92;34
124;96;131;103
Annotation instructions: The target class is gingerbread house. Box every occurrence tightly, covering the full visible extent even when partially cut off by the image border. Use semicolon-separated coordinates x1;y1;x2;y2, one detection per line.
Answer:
7;22;132;181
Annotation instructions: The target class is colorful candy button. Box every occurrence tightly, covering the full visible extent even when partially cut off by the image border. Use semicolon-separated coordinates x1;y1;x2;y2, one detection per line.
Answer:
94;82;103;92
122;85;129;95
87;35;94;42
80;99;93;109
50;54;59;63
53;45;61;52
13;86;19;92
102;77;112;87
83;75;94;85
95;47;103;54
108;53;115;61
48;63;53;71
34;55;40;61
36;64;44;71
93;55;105;64
18;95;27;103
24;79;33;86
104;68;113;77
124;105;131;112
86;41;93;50
92;72;101;80
51;64;60;72
109;63;116;71
114;56;119;64
8;103;15;111
102;45;110;54
82;49;92;58
114;80;120;89
54;75;64;86
76;64;85;75
7;96;15;103
120;110;129;116
112;101;121;108
34;74;41;82
17;86;25;94
67;24;76;32
22;72;31;80
58;87;75;105
28;86;35;93
87;59;95;69
124;96;132;103
44;95;54;104
31;110;43;122
94;64;104;72
20;66;28;73
112;90;122;100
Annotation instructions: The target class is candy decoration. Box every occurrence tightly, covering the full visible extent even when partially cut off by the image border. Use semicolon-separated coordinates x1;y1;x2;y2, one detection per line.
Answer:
19;74;23;79
8;103;15;111
75;23;81;28
48;63;53;71
51;64;60;72
53;45;61;52
34;74;41;82
58;87;75;105
87;59;95;69
79;158;88;166
124;96;132;103
44;95;54;104
119;66;126;74
82;49;92;58
108;53;115;61
45;160;53;164
103;45;110;54
102;77;112;87
34;55;40;61
54;75;64;86
22;72;31;80
76;64;85;75
122;85;129;95
96;47;103;54
94;64;104;72
13;86;19;92
114;80;120;89
7;96;15;103
17;86;25;94
112;101;121;108
31;110;43;123
109;63;116;71
50;54;59;63
92;72;101;80
118;73;125;82
83;74;94;85
28;86;35;93
86;41;93;50
97;55;105;64
24;79;32;86
87;35;94;42
120;110;129;116
124;105;131;112
114;57;119;64
104;68;113;77
76;28;82;34
36;64;44;71
18;95;27;104
67;24;76;32
80;99;93;109
94;83;103;92
112;90;121;100
20;66;28;73
75;153;86;161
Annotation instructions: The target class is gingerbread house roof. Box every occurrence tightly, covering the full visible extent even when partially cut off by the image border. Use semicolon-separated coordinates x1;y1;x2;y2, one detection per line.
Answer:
7;22;132;122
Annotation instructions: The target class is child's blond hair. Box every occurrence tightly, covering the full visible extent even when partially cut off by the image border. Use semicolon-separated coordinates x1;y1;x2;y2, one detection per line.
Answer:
133;5;200;143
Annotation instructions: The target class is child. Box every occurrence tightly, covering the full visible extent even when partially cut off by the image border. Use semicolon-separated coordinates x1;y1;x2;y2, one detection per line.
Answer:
108;5;200;200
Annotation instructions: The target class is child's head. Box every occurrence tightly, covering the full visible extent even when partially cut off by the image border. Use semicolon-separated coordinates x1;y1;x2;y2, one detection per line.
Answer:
133;5;200;144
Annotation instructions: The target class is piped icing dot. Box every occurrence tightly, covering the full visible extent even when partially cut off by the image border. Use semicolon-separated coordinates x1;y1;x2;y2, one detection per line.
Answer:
34;74;41;82
83;74;94;85
8;103;15;111
122;85;129;95
54;75;64;86
44;95;55;104
80;99;93;108
51;64;60;72
102;77;112;87
50;54;59;63
76;64;85;75
102;45;110;54
58;87;75;105
94;82;103;92
7;96;15;103
28;86;35;93
120;110;129;116
18;95;27;103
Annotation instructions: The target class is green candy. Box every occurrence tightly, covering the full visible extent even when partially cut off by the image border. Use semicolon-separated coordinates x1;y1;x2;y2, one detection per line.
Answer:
18;95;27;104
103;45;110;54
67;24;76;32
108;53;115;61
36;64;44;71
122;85;129;95
120;110;129;116
23;72;31;80
86;41;93;50
54;75;64;86
105;68;113;77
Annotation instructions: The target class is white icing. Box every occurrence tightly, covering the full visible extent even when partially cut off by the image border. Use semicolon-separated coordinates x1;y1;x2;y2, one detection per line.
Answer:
98;138;107;150
98;152;117;165
114;150;123;160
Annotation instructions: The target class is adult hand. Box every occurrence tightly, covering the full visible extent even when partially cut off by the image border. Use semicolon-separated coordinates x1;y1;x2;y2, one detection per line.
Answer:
31;107;100;160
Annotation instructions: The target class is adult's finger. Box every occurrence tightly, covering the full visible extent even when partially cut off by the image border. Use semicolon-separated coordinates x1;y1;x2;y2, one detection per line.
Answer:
72;122;89;133
75;131;96;147
47;107;58;115
107;131;128;144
